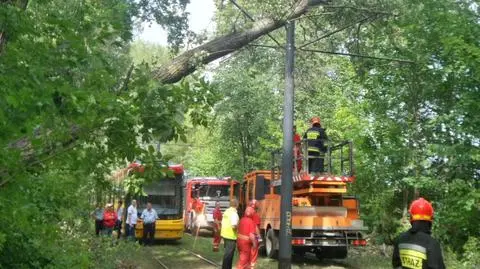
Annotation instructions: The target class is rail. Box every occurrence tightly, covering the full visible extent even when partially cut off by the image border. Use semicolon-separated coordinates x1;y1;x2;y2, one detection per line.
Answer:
271;139;354;181
152;254;169;269
150;238;221;269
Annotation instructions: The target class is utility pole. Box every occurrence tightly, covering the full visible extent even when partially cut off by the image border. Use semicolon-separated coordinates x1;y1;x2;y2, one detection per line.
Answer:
278;20;295;269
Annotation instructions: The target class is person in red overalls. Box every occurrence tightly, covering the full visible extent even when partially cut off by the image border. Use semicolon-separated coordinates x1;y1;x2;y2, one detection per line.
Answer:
293;125;303;173
191;189;204;217
102;203;118;236
236;207;257;269
194;197;204;214
249;200;261;269
212;201;222;252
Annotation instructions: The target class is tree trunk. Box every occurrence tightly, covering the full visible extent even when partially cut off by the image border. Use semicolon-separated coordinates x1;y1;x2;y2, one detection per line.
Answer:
153;0;329;84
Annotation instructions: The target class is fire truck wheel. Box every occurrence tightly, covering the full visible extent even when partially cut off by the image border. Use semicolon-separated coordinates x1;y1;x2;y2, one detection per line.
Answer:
265;229;278;259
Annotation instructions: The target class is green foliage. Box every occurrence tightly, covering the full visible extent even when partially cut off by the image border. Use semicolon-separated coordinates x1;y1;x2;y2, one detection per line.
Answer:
461;237;480;267
173;48;284;179
198;0;480;263
432;180;480;253
130;41;171;66
0;0;478;267
0;1;216;268
133;0;194;52
350;0;480;254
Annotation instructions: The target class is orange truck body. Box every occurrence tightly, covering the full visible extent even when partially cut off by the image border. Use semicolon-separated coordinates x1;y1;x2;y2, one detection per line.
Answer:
235;141;367;259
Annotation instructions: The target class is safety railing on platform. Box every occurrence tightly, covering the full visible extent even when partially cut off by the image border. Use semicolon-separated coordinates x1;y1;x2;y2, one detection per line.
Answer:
270;140;354;182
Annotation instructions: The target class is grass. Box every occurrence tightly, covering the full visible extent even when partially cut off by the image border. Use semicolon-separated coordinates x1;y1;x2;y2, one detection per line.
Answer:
124;235;468;269
111;233;392;269
177;232;392;269
101;231;469;269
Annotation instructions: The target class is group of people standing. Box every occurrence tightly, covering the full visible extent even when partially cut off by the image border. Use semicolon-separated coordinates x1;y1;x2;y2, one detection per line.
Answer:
91;199;158;245
213;198;261;269
92;200;123;238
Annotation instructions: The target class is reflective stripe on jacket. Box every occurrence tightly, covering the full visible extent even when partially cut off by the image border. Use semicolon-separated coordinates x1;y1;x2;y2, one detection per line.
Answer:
304;126;328;153
392;226;445;269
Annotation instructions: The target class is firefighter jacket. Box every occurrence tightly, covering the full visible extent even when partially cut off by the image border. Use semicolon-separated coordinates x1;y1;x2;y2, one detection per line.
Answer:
303;126;328;153
392;222;445;269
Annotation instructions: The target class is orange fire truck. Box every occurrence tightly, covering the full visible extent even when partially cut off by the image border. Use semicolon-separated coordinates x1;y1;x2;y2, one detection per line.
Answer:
236;140;367;259
184;177;239;232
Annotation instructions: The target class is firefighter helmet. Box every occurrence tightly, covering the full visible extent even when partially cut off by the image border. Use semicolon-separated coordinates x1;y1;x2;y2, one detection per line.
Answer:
249;199;258;209
409;197;434;222
311;117;321;125
245;206;255;217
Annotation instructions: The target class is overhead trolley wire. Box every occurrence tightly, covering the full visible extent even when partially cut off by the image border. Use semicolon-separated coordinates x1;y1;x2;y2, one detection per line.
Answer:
229;0;283;48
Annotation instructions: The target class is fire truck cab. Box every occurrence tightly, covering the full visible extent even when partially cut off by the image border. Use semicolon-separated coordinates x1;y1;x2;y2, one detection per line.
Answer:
237;140;367;260
184;177;238;232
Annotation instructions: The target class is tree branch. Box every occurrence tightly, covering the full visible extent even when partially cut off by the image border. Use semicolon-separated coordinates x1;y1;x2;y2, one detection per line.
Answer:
298;15;373;49
229;0;282;47
299;48;414;63
323;5;394;16
119;64;135;93
153;0;330;84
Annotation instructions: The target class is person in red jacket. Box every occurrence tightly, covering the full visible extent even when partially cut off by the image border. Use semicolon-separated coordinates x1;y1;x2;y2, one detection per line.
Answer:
236;207;257;269
293;125;303;173
195;198;204;214
192;189;205;215
212;201;223;252
103;203;118;236
249;200;261;269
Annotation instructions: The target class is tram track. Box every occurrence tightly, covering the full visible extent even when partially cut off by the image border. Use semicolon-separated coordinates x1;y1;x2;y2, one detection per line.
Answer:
152;254;170;269
150;237;221;269
179;246;221;267
149;231;368;269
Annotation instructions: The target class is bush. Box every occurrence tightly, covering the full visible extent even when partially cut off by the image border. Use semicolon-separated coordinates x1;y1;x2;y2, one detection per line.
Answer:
461;237;480;268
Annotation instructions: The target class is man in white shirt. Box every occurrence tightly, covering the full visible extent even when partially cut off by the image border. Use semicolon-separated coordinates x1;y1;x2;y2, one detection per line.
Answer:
126;200;137;240
141;202;158;246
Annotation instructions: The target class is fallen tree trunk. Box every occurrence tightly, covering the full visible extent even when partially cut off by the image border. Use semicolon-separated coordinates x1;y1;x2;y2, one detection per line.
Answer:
154;0;329;84
1;0;329;187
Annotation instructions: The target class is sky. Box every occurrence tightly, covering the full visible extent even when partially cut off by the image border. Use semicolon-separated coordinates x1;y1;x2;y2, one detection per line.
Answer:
135;0;216;45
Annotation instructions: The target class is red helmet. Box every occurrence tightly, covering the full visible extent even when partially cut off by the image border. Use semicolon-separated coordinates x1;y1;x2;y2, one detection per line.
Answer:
311;117;321;125
248;199;258;209
245;206;255;217
409;198;434;222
